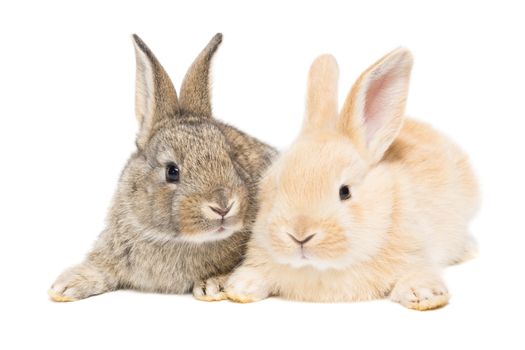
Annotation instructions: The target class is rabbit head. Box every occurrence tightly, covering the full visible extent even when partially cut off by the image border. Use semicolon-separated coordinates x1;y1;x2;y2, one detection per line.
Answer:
120;34;250;244
254;49;413;269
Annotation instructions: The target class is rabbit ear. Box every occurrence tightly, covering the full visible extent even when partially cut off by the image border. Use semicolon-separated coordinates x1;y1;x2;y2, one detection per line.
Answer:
179;33;222;118
132;34;179;149
339;48;413;163
303;54;339;132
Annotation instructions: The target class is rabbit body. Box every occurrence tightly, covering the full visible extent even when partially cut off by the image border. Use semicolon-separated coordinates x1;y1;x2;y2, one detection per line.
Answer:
225;50;478;310
49;34;276;302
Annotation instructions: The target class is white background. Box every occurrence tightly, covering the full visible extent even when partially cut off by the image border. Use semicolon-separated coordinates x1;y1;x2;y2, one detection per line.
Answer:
1;0;524;349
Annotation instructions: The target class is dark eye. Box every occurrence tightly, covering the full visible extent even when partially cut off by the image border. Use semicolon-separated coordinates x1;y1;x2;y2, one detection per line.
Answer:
339;185;351;201
165;163;180;183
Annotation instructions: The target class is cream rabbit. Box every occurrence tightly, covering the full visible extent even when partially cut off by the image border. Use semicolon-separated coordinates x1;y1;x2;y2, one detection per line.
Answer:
224;48;479;310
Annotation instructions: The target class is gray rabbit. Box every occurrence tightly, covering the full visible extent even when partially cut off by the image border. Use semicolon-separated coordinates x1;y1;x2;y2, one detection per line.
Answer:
49;33;276;302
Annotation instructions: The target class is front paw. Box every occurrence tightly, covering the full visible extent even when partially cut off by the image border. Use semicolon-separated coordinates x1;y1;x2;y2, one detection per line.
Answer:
390;279;450;311
49;263;111;302
224;268;269;303
193;275;228;302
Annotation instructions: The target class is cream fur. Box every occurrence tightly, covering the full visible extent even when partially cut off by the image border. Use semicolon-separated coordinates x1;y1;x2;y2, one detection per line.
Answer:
224;49;479;310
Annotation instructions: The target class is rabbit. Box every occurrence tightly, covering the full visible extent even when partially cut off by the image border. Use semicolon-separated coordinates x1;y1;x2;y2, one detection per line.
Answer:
48;33;276;302
223;48;479;310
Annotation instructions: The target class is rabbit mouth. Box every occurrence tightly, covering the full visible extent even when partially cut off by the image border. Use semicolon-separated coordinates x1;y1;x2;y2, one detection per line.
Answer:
210;219;240;235
209;214;242;230
300;249;309;260
212;224;229;235
177;220;244;244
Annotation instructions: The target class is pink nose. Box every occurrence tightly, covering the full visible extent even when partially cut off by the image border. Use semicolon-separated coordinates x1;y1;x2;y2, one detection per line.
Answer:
209;204;232;218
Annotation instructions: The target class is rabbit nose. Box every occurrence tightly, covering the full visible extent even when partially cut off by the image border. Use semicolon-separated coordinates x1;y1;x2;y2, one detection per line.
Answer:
287;233;316;246
209;202;233;218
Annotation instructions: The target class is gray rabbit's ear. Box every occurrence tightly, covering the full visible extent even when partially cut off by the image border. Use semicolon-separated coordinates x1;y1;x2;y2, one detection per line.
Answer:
132;34;179;149
179;33;222;118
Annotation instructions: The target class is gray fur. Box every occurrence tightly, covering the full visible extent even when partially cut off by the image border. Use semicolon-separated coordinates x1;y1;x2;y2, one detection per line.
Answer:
50;34;276;301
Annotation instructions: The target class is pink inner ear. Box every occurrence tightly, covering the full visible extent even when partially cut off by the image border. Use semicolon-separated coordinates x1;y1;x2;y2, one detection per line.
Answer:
363;69;399;143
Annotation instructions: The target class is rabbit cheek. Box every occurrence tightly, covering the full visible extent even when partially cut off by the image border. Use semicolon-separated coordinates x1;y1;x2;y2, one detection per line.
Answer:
176;195;209;237
152;186;178;227
125;171;175;233
265;218;295;257
310;223;349;261
267;232;294;259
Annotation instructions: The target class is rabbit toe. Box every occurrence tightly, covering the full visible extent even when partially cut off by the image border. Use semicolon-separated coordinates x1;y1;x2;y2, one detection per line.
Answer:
224;269;269;303
390;280;449;311
193;275;228;302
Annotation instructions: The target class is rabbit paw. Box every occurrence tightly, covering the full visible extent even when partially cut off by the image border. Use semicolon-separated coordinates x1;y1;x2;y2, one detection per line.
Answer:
224;268;269;303
193;275;228;302
390;279;450;311
49;263;113;302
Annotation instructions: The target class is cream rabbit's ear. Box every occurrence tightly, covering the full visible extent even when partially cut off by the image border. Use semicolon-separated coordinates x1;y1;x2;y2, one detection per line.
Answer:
132;34;179;149
339;48;413;163
179;33;222;118
303;54;339;132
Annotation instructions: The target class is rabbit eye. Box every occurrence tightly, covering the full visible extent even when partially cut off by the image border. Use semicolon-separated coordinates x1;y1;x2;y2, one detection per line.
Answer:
165;163;180;183
339;185;351;201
